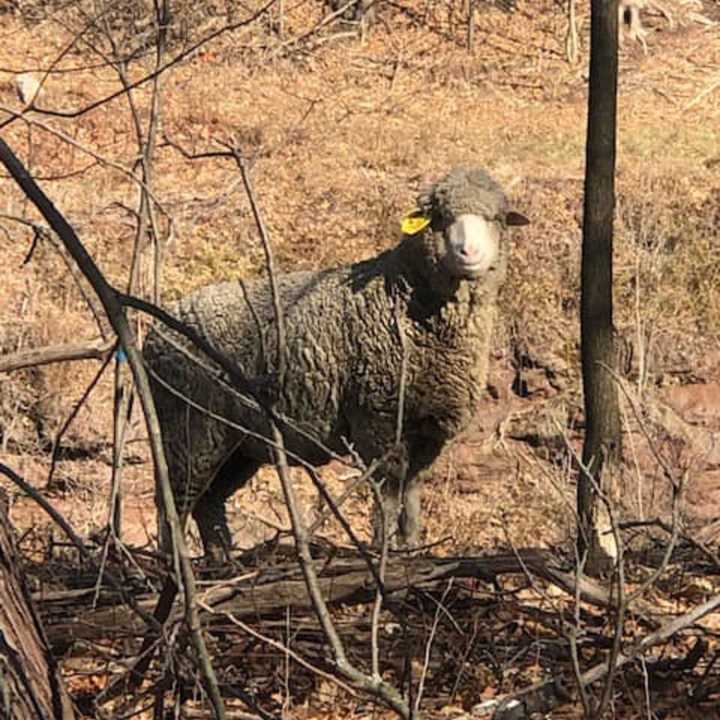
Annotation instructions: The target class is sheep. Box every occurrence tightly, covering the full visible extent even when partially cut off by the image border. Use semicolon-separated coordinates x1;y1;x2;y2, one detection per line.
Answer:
143;166;529;561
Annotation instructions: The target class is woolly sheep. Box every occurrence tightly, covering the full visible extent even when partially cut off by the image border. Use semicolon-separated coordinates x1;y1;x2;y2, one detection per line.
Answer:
143;166;529;561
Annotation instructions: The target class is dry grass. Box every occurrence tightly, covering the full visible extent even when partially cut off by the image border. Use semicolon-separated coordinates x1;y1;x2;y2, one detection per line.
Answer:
1;0;720;716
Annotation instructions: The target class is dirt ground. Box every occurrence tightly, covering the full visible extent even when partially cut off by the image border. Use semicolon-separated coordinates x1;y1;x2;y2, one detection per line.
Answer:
1;1;720;718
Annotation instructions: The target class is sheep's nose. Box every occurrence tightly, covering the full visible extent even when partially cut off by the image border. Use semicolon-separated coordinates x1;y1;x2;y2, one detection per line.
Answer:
447;214;499;276
450;215;492;255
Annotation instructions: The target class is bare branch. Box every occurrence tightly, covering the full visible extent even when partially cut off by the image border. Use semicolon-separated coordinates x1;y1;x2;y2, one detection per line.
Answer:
0;462;90;561
0;338;114;373
235;155;410;718
491;593;720;719
0;136;227;720
0;1;277;124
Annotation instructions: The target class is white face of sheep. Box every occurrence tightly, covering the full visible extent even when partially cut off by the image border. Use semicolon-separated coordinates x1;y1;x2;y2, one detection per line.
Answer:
444;214;501;279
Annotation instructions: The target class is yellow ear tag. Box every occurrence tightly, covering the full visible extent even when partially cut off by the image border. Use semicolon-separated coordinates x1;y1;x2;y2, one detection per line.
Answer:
401;214;430;235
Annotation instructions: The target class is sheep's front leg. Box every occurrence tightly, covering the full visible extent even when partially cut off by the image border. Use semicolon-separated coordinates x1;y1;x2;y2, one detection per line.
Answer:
372;472;422;549
371;449;422;549
398;475;422;547
372;476;403;549
390;435;446;548
367;443;409;549
351;417;433;549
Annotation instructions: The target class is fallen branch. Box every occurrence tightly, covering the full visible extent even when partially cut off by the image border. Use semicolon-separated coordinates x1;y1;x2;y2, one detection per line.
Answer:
37;548;611;646
487;593;720;719
0;338;115;373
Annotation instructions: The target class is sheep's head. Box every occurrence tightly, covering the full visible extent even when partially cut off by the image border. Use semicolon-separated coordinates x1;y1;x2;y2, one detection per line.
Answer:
404;166;528;281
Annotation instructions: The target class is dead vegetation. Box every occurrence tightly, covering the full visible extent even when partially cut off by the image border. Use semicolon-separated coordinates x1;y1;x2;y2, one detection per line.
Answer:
1;0;720;718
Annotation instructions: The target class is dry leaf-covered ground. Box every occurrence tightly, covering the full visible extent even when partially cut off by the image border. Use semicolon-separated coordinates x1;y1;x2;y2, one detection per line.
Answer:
1;1;720;717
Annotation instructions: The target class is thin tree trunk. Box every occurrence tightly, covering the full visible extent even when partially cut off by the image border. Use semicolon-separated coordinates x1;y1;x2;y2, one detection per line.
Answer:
579;0;622;576
0;497;76;720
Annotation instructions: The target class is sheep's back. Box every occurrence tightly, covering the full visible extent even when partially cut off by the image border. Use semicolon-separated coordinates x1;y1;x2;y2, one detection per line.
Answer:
143;267;375;461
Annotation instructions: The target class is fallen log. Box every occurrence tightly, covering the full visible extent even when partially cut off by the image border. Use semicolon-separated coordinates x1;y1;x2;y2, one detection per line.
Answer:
37;548;611;647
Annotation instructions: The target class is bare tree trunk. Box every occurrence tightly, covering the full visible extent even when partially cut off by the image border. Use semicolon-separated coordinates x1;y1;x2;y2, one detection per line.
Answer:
0;496;76;720
579;0;622;576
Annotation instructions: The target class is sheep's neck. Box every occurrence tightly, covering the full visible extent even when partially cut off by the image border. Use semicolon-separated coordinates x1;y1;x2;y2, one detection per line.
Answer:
393;236;503;344
394;235;457;299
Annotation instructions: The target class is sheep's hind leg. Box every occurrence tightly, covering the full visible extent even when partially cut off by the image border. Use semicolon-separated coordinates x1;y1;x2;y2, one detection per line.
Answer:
192;493;232;564
192;453;262;563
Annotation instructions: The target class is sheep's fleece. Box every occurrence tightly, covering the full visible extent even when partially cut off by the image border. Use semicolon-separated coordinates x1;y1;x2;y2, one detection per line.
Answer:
143;166;528;559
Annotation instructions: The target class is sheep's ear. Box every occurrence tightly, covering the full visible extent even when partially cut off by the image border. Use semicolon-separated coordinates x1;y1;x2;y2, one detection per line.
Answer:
401;211;431;235
506;210;530;227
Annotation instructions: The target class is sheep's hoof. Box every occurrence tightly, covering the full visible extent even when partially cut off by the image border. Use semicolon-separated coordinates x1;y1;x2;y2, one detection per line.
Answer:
201;536;234;566
197;548;239;579
369;535;420;554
